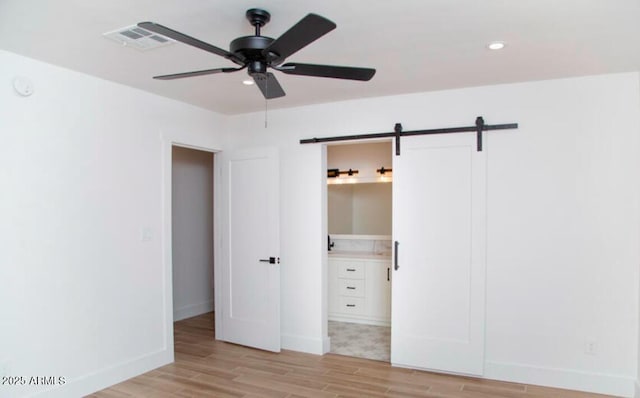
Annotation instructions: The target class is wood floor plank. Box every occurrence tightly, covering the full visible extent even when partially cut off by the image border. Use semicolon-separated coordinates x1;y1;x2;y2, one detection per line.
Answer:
232;367;328;390
323;369;430;393
88;390;131;398
232;373;337;398
461;384;527;398
91;313;618;398
192;373;288;398
526;385;616;398
154;373;243;398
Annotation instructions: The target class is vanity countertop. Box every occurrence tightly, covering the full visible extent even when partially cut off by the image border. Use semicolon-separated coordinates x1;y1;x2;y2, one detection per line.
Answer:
328;251;391;260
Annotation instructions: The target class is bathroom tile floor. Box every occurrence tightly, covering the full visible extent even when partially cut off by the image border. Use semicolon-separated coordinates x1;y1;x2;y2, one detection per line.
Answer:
328;320;390;362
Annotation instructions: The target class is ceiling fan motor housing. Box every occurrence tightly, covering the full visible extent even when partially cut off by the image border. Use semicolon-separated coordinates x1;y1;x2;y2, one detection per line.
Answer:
231;8;285;75
230;35;284;67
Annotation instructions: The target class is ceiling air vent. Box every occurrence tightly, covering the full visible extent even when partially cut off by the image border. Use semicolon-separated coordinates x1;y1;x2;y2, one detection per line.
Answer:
103;25;174;51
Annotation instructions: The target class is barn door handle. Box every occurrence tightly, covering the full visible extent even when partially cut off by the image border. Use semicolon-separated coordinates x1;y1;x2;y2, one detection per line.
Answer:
394;241;399;270
259;257;279;264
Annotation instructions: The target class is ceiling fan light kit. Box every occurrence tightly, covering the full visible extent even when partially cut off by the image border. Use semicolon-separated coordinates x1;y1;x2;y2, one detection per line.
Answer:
487;41;506;50
138;8;376;100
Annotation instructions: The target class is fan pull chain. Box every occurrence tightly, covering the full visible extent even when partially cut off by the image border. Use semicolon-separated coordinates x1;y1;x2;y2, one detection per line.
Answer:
264;72;269;128
264;98;268;128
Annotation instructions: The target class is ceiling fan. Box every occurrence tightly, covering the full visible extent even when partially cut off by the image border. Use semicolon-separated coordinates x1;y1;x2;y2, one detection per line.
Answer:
138;8;376;99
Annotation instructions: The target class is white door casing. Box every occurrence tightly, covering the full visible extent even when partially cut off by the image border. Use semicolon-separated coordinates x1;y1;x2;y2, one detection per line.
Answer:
216;147;280;352
391;133;486;375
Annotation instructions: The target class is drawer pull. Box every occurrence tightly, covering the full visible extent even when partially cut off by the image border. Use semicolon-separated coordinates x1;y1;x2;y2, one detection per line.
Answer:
346;304;356;307
346;286;356;290
346;268;356;272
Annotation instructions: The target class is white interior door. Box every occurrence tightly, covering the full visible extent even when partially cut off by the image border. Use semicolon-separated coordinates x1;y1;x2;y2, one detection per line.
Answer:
216;147;280;352
391;133;486;375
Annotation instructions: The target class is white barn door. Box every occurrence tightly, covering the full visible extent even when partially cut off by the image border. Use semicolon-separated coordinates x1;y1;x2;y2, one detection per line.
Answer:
391;133;486;375
216;147;280;352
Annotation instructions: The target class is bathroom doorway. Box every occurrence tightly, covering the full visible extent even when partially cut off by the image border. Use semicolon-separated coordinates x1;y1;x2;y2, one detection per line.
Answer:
325;141;393;362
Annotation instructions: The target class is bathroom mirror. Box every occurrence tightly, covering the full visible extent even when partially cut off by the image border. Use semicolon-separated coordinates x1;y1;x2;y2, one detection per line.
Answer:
328;183;392;235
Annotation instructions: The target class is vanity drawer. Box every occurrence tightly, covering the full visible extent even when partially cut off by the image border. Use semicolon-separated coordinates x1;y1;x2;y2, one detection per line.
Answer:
337;261;365;279
339;279;365;297
339;296;365;315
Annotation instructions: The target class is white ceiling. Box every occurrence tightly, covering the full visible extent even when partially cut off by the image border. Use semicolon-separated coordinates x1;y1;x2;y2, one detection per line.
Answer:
1;0;639;115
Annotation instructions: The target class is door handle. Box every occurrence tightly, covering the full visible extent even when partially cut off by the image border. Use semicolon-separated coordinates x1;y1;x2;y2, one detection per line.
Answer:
259;257;279;264
394;241;399;270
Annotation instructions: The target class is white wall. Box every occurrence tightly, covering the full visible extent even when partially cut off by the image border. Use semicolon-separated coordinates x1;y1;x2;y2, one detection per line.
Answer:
0;50;226;398
226;72;640;397
637;74;640;398
172;146;214;321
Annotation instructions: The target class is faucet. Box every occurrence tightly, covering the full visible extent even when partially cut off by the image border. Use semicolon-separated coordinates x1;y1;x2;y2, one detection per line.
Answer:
328;235;335;251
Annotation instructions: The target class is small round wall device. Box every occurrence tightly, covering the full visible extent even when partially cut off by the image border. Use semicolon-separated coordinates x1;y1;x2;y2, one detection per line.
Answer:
13;76;34;96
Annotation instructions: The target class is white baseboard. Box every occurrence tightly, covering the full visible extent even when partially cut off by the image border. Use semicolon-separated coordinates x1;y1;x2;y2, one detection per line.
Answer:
34;348;173;398
634;379;640;398
281;333;325;355
484;361;635;398
328;315;390;327
173;300;214;321
322;336;331;354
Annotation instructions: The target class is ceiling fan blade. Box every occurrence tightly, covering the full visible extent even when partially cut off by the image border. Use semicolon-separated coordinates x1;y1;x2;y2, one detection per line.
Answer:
278;63;376;81
153;67;243;80
138;22;244;64
263;14;336;60
253;73;286;99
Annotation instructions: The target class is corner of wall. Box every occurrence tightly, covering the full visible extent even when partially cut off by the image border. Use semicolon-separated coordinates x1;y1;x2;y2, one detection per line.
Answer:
281;333;326;356
323;336;331;354
174;300;214;322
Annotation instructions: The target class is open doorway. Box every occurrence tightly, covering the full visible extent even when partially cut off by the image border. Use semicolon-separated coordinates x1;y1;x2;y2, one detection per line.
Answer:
171;146;215;322
326;141;393;362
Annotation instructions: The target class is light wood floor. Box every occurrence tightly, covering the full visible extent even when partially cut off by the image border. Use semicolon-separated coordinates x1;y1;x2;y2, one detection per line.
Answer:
90;313;616;398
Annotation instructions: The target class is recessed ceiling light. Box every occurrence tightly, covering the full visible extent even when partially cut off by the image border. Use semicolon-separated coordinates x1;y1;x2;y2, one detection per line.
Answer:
242;79;254;85
487;41;506;50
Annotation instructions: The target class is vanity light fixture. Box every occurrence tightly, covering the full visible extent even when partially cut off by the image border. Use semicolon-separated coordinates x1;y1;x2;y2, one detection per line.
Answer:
376;167;392;175
327;168;359;178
